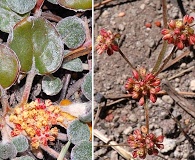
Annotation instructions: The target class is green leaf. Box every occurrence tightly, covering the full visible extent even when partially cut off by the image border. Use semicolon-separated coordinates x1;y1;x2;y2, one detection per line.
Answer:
12;135;29;153
42;75;63;96
56;16;86;49
0;44;20;89
62;58;83;72
12;156;34;160
67;119;90;145
0;142;17;159
0;0;28;33
9;16;64;75
57;140;71;160
81;71;92;100
47;0;58;4
79;102;92;123
58;0;92;11
6;0;36;14
71;141;92;160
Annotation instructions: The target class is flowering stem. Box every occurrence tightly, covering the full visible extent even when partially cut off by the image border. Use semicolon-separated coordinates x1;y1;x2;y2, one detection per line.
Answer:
151;0;168;74
19;71;36;107
118;49;135;70
143;99;149;134
154;46;177;76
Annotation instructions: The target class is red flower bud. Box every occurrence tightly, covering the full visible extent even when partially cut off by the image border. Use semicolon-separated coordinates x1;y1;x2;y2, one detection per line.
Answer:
150;94;157;103
177;40;184;50
132;69;139;80
139;96;145;106
168;20;176;29
189;35;195;45
161;29;170;35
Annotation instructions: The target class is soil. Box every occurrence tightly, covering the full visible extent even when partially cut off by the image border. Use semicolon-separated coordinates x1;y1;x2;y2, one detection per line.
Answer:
94;0;195;160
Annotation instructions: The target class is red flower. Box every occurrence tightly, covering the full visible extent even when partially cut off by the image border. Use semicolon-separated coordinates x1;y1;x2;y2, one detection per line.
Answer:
95;29;120;55
127;129;164;159
125;67;161;106
161;15;195;49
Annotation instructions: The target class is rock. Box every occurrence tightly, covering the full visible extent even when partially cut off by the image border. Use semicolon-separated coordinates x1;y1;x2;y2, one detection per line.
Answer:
102;10;109;18
140;4;145;10
174;142;190;159
189;79;195;91
118;24;125;31
110;151;118;160
123;126;133;135
118;12;125;17
129;113;138;122
94;148;107;157
180;63;187;69
160;119;176;136
161;138;176;153
162;95;174;105
145;38;155;48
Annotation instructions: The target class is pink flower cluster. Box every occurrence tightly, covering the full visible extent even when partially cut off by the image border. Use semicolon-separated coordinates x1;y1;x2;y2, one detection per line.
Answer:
127;129;164;159
95;29;120;55
125;67;161;106
161;15;195;49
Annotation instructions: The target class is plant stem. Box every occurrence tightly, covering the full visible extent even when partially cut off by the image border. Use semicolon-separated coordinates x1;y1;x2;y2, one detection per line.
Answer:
154;46;177;76
0;89;11;116
143;99;149;134
151;0;168;74
118;49;135;70
19;71;36;107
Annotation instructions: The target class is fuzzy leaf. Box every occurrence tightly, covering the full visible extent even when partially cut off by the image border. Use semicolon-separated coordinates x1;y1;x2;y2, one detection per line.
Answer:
42;75;63;96
0;0;28;33
62;58;83;72
12;135;29;153
0;142;17;159
81;71;92;100
12;156;34;160
58;0;92;11
67;119;90;145
0;44;20;89
56;16;86;49
79;103;92;123
9;17;64;75
47;0;58;4
71;141;92;160
6;0;36;14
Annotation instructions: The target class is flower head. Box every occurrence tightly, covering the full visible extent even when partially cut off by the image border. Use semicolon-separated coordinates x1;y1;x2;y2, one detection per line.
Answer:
9;99;64;149
125;67;161;106
127;129;164;159
95;29;120;55
161;15;195;49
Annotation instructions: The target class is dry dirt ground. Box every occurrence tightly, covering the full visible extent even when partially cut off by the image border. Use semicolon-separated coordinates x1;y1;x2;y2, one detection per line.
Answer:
94;0;195;160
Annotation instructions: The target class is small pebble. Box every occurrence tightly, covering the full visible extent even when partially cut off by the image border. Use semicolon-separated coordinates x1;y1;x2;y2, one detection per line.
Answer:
189;79;195;91
110;151;118;160
162;95;174;105
161;138;177;153
129;113;138;122
180;63;187;69
118;12;125;17
140;4;146;10
123;126;133;135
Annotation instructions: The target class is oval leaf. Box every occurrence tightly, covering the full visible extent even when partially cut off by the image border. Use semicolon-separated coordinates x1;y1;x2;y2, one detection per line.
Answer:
0;142;17;159
9;16;64;75
81;71;92;100
12;156;34;160
0;0;28;33
67;119;90;145
56;16;86;49
6;0;36;14
12;135;29;153
62;58;83;72
58;0;92;11
47;0;58;4
42;75;63;96
0;44;20;89
71;141;92;160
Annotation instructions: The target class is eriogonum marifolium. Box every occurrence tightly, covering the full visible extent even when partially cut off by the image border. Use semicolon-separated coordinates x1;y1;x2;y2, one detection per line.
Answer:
161;15;195;49
9;99;64;149
95;29;120;55
125;67;161;106
127;129;164;159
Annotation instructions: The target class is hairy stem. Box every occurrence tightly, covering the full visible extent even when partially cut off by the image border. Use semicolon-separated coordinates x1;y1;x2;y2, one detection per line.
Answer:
0;89;11;116
152;0;168;73
19;71;36;107
118;49;135;70
143;99;149;134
